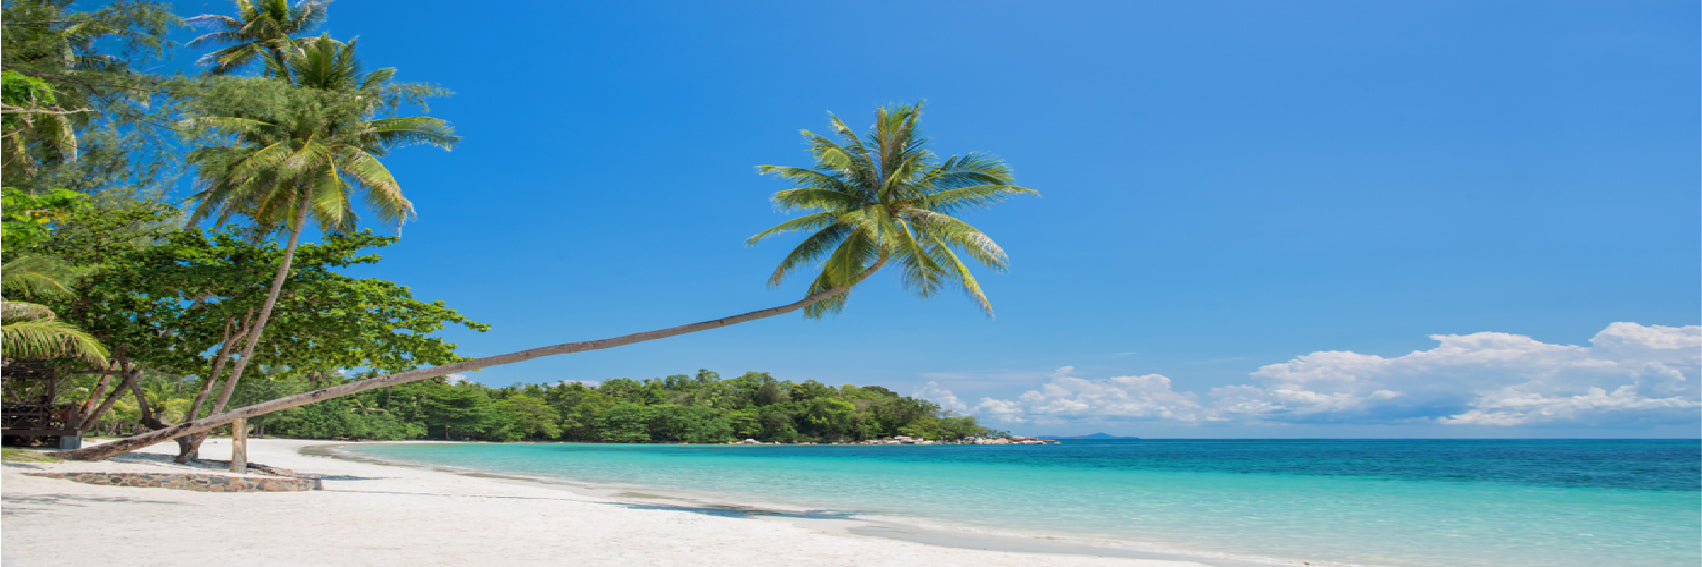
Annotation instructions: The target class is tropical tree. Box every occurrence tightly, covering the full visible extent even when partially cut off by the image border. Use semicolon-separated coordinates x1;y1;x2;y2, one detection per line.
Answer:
55;103;1034;460
748;102;1036;316
1;0;185;193
176;36;455;428
188;0;328;77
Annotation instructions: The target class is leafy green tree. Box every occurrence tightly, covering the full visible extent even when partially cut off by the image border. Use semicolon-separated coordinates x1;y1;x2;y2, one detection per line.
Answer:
2;0;189;195
59;226;481;457
594;403;655;443
421;381;494;440
652;404;733;443
491;395;561;441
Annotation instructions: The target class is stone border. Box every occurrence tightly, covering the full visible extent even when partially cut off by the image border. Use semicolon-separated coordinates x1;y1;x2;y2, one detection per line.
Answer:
25;472;320;492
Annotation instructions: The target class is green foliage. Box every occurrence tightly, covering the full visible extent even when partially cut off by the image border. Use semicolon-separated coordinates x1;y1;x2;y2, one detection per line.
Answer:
62;227;487;377
2;0;192;193
0;187;110;365
183;38;456;236
188;0;329;77
750;103;1037;316
83;366;998;444
1;186;87;255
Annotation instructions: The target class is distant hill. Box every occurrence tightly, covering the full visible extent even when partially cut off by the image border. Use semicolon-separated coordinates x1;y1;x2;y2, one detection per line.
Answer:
1036;432;1140;440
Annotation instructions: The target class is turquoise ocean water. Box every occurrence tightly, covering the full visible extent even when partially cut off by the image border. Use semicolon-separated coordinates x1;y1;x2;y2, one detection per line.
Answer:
343;440;1700;567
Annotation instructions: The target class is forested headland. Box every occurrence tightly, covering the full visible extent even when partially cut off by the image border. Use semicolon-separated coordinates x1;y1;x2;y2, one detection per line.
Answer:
102;370;999;443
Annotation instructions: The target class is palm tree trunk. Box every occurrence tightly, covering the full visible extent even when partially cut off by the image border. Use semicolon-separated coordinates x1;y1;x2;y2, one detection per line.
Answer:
213;193;310;416
52;258;888;461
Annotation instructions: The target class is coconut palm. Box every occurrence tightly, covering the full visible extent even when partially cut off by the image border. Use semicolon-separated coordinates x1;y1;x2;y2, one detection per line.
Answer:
55;104;1034;461
188;0;327;77
749;102;1036;316
180;36;456;422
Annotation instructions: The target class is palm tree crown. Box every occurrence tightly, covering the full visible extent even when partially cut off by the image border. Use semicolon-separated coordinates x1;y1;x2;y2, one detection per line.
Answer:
188;0;327;76
185;36;457;235
750;103;1037;317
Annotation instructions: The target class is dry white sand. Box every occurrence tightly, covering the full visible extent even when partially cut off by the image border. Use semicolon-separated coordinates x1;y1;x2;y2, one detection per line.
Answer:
2;438;1224;567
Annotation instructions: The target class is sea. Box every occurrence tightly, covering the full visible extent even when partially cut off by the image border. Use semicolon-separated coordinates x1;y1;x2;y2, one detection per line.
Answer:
338;439;1701;567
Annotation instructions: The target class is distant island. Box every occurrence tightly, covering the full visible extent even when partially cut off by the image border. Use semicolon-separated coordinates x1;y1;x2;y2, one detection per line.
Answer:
1036;433;1141;440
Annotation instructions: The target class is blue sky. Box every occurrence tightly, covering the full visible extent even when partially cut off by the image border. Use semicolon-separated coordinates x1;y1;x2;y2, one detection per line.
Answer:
166;1;1699;437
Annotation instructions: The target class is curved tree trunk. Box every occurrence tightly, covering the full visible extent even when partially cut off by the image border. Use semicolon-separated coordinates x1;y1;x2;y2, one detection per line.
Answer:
52;258;888;461
214;192;312;414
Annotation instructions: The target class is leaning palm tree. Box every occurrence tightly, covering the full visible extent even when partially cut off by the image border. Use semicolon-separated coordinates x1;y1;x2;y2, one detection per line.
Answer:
54;103;1035;461
180;36;456;423
188;0;327;77
749;102;1035;317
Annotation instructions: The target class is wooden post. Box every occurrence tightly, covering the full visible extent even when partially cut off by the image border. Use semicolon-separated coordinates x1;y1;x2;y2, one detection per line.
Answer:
230;417;247;474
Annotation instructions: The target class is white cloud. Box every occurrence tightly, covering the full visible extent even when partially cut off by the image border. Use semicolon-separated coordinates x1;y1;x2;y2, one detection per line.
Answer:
966;323;1700;428
912;381;969;413
973;366;1204;424
445;373;468;385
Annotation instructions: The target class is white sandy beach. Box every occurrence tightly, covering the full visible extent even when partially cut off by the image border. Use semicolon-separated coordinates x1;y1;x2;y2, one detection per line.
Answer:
2;438;1222;567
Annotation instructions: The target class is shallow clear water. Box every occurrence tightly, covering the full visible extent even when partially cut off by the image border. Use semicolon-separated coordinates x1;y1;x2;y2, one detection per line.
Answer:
345;439;1701;567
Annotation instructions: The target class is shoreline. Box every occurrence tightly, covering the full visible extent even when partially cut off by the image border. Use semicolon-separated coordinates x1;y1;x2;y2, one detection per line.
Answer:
2;438;1252;567
307;442;1288;567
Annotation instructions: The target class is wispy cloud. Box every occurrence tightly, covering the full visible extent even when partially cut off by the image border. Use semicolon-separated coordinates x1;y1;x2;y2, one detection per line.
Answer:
970;323;1701;428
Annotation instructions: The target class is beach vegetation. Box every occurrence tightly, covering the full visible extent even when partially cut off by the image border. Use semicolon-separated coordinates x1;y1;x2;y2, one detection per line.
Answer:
18;0;1030;460
75;369;995;443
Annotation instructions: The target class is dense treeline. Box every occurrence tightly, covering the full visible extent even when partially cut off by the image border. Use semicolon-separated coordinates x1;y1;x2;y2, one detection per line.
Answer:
87;370;996;443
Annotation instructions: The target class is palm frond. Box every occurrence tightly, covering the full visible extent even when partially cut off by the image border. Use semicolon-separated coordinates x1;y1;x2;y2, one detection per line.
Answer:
754;165;855;194
2;306;110;364
766;224;849;287
362;116;458;150
908;209;1008;269
747;211;837;245
768;188;859;212
918;184;1039;214
925;234;993;316
0;256;79;299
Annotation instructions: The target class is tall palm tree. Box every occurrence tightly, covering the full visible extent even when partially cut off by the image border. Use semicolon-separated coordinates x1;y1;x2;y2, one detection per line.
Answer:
181;36;456;421
55;103;1035;461
188;0;327;77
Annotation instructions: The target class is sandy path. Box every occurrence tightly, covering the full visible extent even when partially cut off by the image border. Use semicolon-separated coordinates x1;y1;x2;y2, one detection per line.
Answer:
2;438;1218;567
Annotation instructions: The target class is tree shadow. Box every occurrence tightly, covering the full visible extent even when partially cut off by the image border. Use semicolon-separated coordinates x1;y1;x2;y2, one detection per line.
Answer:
308;474;385;481
1;492;186;515
602;500;864;520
